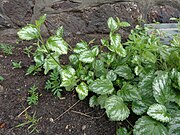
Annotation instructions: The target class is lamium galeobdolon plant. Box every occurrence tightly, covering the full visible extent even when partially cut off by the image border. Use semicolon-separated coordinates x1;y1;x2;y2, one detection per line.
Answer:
17;14;180;135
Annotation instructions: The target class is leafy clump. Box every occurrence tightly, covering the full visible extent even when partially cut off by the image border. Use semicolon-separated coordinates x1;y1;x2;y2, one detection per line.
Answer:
12;61;22;69
45;69;62;98
0;76;4;81
27;85;39;105
16;111;41;134
0;43;14;55
18;15;180;134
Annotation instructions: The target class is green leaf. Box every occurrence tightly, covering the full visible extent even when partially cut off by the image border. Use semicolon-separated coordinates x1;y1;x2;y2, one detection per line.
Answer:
139;73;155;98
97;95;108;109
91;45;99;56
117;82;141;101
46;36;68;55
132;73;156;115
107;17;118;32
36;45;48;53
56;26;64;37
43;53;60;74
79;50;95;63
167;51;180;70
118;21;131;28
147;104;171;122
165;102;180;114
35;14;46;28
168;111;180;135
171;68;180;90
106;70;117;81
116;127;130;135
132;100;149;115
114;65;134;80
17;24;39;40
89;79;114;95
110;33;126;57
100;52;115;65
26;65;41;75
105;95;130;121
60;67;76;91
74;41;88;54
34;52;44;66
101;39;109;47
69;54;79;66
153;72;174;104
133;116;168;135
175;94;180;106
93;60;106;77
142;51;157;63
76;82;88;100
0;76;4;81
134;66;143;76
89;95;99;108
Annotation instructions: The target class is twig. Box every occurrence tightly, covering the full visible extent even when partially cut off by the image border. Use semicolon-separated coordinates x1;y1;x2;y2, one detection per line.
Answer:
17;106;31;118
71;110;105;119
125;119;134;128
54;100;80;121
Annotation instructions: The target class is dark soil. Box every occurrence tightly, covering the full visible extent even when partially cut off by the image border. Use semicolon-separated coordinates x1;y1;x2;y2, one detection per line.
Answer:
0;36;116;135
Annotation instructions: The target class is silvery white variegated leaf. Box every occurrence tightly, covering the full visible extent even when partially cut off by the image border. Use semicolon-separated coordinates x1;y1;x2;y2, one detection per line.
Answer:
105;95;130;121
133;116;168;135
147;104;171;123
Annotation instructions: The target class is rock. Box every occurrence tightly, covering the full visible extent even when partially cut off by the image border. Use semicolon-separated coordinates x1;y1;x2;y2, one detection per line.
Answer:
0;0;180;38
2;0;33;27
0;85;4;93
82;125;86;130
147;5;180;23
45;2;142;37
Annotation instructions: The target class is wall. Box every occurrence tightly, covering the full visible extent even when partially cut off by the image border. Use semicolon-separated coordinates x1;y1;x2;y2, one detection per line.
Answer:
0;0;180;37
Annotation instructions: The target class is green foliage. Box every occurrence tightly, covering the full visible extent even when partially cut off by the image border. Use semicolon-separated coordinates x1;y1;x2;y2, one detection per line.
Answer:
116;127;131;135
27;85;39;105
147;104;171;123
45;70;62;98
0;76;4;81
16;111;40;134
18;15;180;134
168;111;180;135
133;116;168;135
76;82;88;100
89;79;114;95
153;72;174;104
26;65;42;75
12;61;22;69
117;82;141;101
0;43;14;55
105;95;130;121
17;24;39;40
24;46;33;57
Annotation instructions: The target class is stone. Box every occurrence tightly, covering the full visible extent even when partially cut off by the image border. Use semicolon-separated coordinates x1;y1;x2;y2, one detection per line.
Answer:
82;125;86;130
0;0;180;38
45;2;142;37
2;0;33;27
147;5;180;23
0;85;4;93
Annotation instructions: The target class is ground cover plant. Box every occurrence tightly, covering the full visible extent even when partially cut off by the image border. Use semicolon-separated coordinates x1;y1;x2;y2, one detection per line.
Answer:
17;14;180;134
0;43;14;55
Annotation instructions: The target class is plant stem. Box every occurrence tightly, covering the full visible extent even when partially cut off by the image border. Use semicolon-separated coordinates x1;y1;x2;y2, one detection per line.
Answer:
38;34;62;69
125;119;134;128
54;100;80;121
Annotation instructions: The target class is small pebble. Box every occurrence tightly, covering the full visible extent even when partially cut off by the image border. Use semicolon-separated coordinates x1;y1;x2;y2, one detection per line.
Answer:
65;125;69;130
49;118;54;123
0;85;4;92
82;125;86;130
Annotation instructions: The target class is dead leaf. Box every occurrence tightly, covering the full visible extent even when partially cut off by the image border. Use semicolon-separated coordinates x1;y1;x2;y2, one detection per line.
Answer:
0;123;5;128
